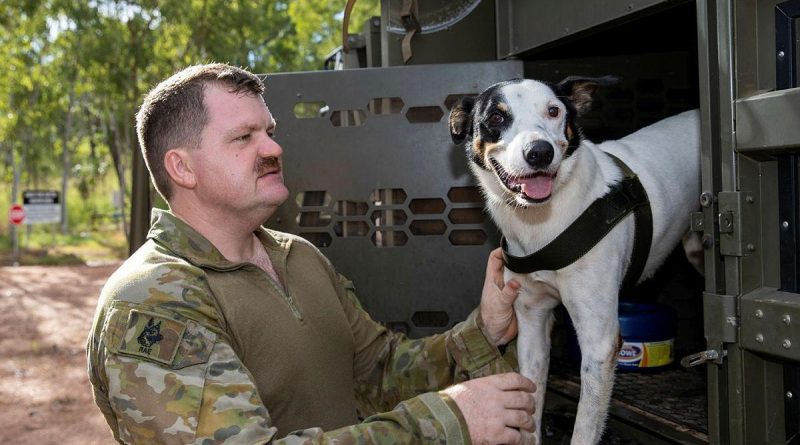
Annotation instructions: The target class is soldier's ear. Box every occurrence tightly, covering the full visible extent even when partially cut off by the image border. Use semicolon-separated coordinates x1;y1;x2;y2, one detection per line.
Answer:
164;148;197;190
449;96;475;145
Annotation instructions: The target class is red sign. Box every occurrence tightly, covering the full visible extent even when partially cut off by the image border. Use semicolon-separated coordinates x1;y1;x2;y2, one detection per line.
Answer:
9;204;25;225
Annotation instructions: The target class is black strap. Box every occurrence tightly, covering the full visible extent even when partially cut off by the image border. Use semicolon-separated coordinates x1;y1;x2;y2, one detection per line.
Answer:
501;153;653;293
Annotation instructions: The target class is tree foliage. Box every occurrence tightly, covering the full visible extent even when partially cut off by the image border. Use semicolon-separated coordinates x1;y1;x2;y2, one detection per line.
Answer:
0;0;379;238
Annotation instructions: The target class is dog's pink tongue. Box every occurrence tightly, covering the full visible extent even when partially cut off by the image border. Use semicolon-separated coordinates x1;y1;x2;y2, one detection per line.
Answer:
520;176;553;200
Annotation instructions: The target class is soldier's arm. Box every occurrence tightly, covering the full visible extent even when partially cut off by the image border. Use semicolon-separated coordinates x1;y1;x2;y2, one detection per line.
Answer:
338;275;515;415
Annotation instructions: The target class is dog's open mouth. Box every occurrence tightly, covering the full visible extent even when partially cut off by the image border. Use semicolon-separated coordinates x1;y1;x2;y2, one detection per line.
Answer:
490;158;556;202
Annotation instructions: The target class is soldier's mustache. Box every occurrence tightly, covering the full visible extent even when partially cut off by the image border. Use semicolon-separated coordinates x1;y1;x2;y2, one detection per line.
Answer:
255;156;281;177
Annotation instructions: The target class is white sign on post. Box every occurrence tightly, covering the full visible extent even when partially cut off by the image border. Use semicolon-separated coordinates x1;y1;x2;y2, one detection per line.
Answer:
22;190;62;224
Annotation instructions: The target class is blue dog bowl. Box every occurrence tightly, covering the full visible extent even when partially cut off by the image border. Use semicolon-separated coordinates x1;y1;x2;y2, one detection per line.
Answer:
617;302;677;371
567;302;677;372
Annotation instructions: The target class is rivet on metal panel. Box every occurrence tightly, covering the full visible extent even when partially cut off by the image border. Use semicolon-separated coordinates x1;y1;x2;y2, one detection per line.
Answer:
783;314;792;325
745;195;754;203
747;243;756;252
778;50;786;59
626;4;634;10
788;391;794;399
702;234;714;249
755;333;764;343
700;192;713;208
755;309;764;319
782;339;792;349
782;221;790;230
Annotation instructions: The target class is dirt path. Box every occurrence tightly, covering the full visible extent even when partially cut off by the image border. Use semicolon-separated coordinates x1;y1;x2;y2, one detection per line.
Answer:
0;264;120;445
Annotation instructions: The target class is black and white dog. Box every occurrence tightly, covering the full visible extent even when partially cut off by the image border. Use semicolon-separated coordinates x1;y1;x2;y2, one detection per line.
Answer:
449;77;700;444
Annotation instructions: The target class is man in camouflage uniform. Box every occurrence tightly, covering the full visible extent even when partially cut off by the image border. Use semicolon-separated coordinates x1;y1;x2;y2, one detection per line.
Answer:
87;63;536;445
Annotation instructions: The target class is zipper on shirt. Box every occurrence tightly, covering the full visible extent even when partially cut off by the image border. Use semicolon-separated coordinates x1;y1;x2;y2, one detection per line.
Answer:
259;267;304;321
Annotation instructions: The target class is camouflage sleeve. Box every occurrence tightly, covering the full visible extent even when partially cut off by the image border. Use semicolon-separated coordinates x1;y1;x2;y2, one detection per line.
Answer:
337;275;516;415
98;301;275;444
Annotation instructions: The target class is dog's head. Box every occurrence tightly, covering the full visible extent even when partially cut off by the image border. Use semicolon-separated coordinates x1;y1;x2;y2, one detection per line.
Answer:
449;76;618;207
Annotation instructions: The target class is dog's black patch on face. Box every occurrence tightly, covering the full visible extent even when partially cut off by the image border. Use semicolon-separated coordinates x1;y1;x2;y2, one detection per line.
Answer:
466;82;521;170
449;79;525;170
476;95;512;143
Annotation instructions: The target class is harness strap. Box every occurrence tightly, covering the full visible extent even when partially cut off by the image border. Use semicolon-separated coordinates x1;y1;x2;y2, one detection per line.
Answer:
501;153;653;293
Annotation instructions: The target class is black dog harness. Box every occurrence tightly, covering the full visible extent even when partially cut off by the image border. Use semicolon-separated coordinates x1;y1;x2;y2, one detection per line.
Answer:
501;153;653;293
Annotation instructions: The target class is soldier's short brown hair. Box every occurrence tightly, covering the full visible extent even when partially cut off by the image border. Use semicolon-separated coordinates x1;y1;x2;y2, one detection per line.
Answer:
135;63;265;201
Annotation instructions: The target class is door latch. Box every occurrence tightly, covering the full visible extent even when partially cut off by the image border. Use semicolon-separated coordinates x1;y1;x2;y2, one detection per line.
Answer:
680;349;727;367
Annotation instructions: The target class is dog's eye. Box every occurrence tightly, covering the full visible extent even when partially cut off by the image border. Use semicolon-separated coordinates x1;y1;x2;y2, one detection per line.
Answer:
488;113;504;125
547;106;560;118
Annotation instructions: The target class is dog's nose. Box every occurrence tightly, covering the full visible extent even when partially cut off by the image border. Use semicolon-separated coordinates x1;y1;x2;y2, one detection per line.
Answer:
524;140;554;168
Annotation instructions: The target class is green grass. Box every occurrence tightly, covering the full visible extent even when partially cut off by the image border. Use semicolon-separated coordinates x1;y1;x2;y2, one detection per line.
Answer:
0;225;127;266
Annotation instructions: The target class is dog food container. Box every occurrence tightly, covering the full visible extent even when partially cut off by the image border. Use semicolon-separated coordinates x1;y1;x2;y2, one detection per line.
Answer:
565;302;678;372
617;301;678;372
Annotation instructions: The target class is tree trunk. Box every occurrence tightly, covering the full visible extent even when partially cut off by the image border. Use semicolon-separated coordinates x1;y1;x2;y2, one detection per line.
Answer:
60;87;75;235
106;108;130;242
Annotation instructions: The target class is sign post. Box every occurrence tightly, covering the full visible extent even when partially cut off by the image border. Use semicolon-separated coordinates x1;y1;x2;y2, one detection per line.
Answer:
8;203;24;266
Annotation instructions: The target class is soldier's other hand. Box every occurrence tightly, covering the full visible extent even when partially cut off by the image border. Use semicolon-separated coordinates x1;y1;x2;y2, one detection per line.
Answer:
442;372;536;445
480;248;522;345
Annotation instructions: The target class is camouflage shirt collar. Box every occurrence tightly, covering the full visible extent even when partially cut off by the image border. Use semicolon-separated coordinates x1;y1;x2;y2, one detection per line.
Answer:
147;209;292;270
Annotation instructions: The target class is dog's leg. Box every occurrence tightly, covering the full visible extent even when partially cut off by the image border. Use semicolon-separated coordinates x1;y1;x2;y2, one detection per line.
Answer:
513;280;560;445
562;291;619;445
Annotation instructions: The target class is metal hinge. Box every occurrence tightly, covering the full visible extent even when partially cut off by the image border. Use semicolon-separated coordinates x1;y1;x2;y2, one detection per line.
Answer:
717;191;757;257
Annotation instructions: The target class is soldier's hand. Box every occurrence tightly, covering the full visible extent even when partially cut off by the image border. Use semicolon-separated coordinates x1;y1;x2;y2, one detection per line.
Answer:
442;372;536;445
480;248;522;345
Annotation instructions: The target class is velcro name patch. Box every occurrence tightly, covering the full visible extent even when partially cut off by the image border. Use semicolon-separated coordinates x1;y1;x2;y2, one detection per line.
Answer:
119;310;186;366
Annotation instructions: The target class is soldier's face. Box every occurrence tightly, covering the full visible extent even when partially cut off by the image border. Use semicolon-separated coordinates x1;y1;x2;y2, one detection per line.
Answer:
191;84;289;217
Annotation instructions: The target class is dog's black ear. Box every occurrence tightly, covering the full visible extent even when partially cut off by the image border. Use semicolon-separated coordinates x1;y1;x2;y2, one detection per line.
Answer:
449;96;475;145
556;75;620;116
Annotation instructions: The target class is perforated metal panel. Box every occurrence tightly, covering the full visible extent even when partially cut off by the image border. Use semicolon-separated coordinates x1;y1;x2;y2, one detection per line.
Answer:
263;61;524;337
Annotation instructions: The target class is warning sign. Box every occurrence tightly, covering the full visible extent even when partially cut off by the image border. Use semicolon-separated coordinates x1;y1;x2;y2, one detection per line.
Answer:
22;190;62;224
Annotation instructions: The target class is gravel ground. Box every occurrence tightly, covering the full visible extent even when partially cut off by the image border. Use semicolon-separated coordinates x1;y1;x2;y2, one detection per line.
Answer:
0;264;120;445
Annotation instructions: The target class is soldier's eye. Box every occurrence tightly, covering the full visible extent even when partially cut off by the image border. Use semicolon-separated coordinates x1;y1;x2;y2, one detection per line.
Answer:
547;106;560;118
488;113;504;125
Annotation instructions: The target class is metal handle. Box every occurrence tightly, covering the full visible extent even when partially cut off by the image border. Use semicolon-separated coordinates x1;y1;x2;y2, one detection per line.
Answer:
680;349;727;367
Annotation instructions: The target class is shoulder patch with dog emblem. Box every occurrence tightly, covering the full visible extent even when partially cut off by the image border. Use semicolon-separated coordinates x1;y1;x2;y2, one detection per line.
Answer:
119;309;186;365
